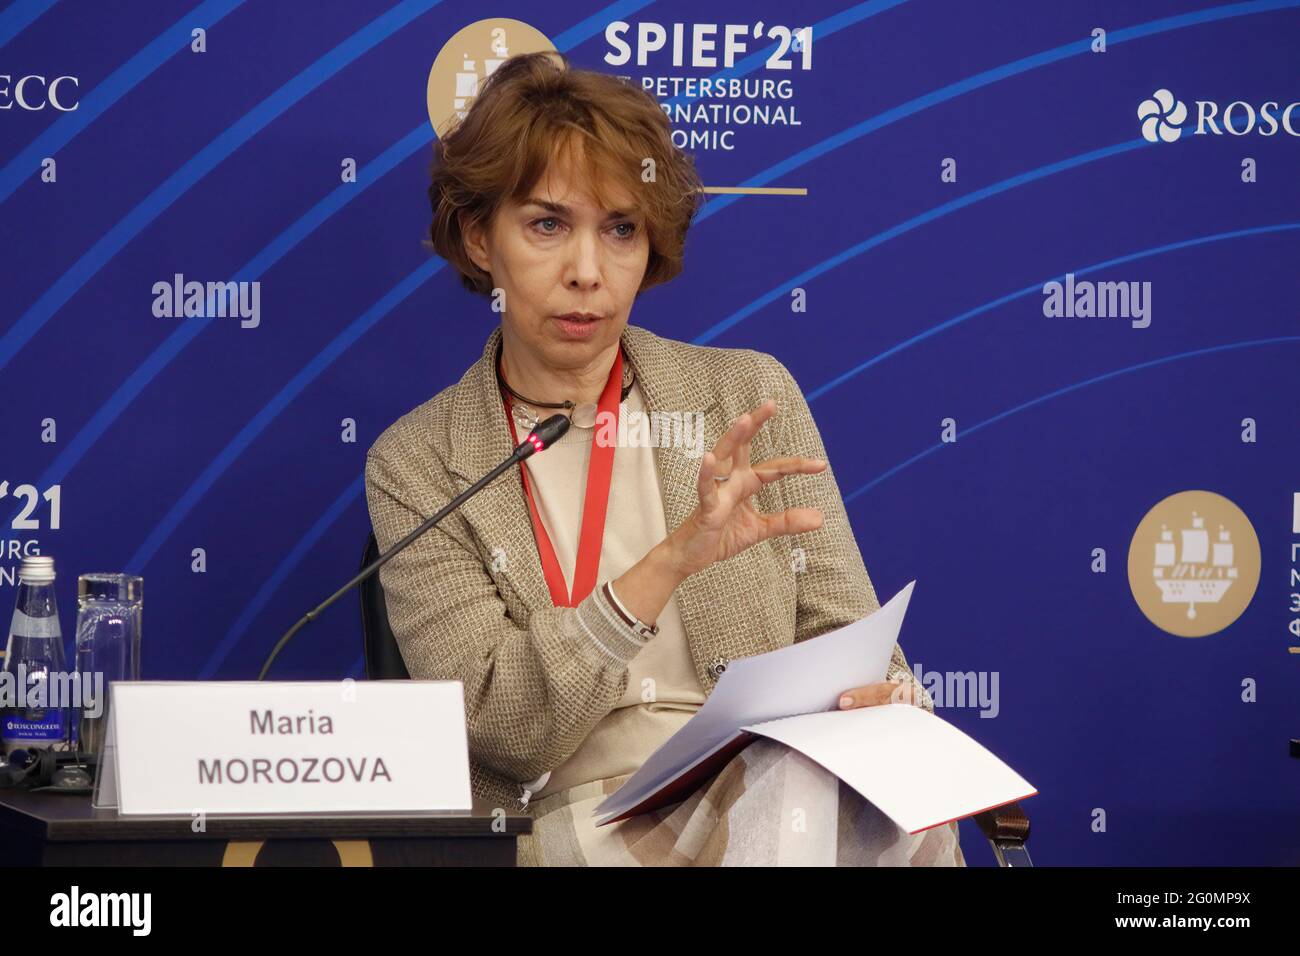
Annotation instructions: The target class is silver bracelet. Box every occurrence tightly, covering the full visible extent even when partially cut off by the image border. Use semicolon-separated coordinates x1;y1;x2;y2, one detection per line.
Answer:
602;580;659;639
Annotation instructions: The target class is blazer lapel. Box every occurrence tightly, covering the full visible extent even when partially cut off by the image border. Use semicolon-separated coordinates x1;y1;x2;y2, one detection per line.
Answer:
619;327;725;669
444;326;553;613
444;324;726;668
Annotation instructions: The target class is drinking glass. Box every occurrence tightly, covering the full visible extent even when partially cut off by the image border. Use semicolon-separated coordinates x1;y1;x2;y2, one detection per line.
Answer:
74;573;142;759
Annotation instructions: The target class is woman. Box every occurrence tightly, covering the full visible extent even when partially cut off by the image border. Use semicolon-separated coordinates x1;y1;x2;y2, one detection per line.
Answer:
365;51;963;866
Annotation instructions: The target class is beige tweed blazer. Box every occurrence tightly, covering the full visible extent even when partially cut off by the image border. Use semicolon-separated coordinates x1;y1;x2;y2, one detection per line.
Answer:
364;322;932;815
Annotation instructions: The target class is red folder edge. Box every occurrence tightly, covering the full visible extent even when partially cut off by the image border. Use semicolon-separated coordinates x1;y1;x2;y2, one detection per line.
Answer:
595;731;760;826
596;728;1039;835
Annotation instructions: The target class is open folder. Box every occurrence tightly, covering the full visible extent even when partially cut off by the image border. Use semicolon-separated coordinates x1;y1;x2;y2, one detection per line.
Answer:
592;580;1036;834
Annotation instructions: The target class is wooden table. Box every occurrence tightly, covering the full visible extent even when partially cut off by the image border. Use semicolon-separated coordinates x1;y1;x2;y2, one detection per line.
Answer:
0;789;530;866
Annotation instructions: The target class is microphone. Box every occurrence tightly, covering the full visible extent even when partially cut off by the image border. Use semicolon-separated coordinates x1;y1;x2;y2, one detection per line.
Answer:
257;413;572;679
513;411;570;457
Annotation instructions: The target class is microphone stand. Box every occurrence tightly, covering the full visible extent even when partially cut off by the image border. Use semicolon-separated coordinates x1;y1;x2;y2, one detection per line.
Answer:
257;414;570;680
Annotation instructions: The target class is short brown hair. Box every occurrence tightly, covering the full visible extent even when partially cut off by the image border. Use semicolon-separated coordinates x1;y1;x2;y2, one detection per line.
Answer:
427;51;704;297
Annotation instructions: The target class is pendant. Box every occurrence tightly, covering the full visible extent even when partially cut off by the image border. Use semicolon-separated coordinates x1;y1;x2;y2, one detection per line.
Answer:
570;402;598;429
512;404;540;433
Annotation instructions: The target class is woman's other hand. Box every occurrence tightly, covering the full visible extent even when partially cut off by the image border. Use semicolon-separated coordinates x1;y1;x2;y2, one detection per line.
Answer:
837;680;919;709
665;398;827;579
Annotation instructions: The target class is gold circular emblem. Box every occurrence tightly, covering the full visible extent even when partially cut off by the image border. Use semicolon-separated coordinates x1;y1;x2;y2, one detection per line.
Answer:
1127;490;1260;637
426;19;557;138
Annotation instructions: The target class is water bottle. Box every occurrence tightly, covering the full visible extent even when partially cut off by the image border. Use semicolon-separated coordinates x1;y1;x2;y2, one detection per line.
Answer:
1;555;70;756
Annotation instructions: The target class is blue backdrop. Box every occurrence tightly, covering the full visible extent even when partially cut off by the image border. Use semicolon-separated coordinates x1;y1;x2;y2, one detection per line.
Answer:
2;0;1297;865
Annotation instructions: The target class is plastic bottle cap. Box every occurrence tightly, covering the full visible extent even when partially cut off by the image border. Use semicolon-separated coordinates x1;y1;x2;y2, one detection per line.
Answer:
18;555;55;584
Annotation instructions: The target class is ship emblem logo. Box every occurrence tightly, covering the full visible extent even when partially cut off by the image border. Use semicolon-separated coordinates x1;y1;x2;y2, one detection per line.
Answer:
425;20;556;137
1128;491;1260;637
1153;512;1237;618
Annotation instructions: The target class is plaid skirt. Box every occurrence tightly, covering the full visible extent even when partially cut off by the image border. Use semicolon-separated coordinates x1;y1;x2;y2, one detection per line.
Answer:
516;737;967;866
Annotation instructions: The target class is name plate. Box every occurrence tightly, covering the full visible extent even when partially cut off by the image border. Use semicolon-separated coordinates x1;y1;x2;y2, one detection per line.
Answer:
94;681;472;816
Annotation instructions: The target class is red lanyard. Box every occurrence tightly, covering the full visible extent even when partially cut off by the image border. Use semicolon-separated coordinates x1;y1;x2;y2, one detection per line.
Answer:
502;347;623;607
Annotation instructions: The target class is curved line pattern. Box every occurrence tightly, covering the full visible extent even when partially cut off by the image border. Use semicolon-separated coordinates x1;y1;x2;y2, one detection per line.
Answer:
76;0;1295;671
122;1;1289;582
2;0;666;375
696;115;1254;347
139;132;1159;582
0;0;247;202
694;137;1151;344
169;5;1298;674
210;221;1294;675
21;0;877;509
123;2;669;581
26;124;433;508
204;475;363;678
210;0;904;681
126;257;441;575
0;0;441;373
694;0;1300;224
26;0;1282;536
658;0;911;111
190;0;1296;551
807;222;1300;402
191;1;703;677
0;0;59;50
842;337;1300;503
551;0;672;50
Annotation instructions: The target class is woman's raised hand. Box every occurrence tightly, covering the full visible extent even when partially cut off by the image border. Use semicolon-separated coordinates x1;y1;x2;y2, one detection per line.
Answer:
665;399;828;579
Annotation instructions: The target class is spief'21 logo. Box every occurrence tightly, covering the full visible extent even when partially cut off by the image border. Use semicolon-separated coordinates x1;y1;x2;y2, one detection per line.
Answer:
1127;491;1260;637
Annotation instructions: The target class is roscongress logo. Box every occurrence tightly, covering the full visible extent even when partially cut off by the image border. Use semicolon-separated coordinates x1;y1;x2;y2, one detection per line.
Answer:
1138;89;1187;143
1138;88;1300;143
1127;490;1261;637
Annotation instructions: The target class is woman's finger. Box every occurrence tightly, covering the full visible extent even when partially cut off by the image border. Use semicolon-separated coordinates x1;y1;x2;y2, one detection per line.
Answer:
710;399;774;469
734;401;775;474
706;420;738;471
732;421;752;475
750;456;828;483
710;411;750;467
837;681;906;709
755;506;823;539
698;451;722;511
744;398;776;433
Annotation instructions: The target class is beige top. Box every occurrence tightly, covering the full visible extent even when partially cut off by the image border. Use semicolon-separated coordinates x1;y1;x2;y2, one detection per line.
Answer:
515;380;707;799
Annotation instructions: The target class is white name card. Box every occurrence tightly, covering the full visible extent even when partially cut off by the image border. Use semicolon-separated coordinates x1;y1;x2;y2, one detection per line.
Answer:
94;680;472;816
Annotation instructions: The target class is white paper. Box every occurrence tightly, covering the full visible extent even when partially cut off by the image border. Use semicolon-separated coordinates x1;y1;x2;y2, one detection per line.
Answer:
592;580;1034;832
593;580;917;823
744;704;1036;834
